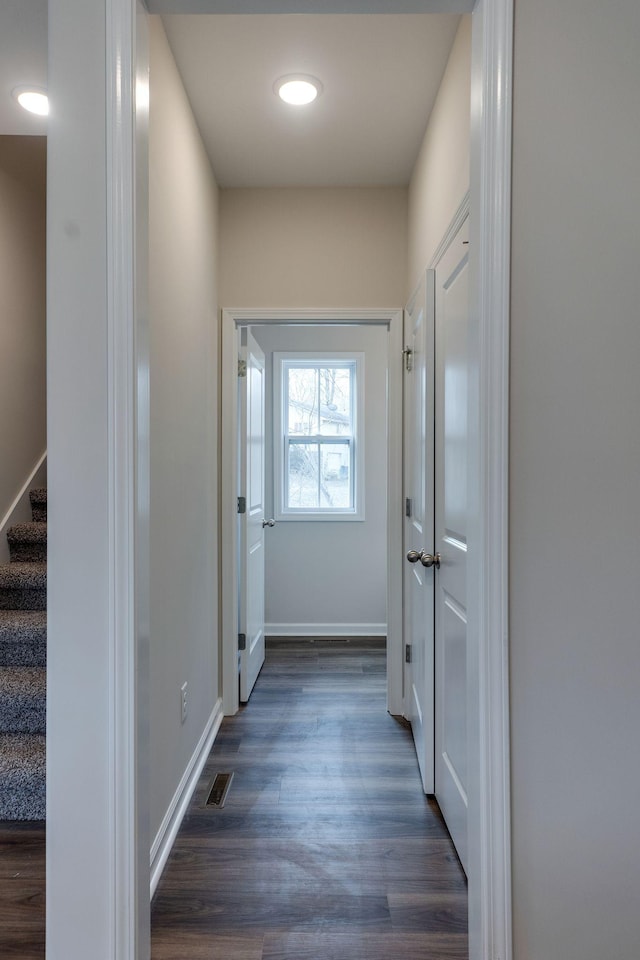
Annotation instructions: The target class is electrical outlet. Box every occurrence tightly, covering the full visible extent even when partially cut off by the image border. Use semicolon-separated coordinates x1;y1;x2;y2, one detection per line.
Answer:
180;682;188;724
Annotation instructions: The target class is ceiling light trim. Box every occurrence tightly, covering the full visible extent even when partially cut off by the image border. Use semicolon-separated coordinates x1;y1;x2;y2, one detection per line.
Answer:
12;84;49;117
274;74;323;106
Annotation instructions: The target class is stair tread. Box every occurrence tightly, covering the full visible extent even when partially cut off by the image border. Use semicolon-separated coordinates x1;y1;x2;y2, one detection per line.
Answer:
0;666;46;696
7;522;47;543
0;562;47;589
0;668;46;734
0;732;45;774
0;610;46;638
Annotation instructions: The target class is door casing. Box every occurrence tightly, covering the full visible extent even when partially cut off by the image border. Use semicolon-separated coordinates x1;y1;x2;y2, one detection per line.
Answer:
221;309;404;718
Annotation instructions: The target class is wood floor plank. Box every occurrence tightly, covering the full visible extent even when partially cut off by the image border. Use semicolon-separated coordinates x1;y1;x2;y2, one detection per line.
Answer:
152;889;393;934
0;822;45;959
387;892;468;934
261;931;468;960
150;932;264;960
159;837;465;889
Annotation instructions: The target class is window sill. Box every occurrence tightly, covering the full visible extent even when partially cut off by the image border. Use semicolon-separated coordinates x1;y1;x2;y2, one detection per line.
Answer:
275;510;365;523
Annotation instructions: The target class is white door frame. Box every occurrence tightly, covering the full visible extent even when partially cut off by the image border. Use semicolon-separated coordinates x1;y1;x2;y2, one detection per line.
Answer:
468;3;512;958
46;0;511;958
221;309;404;718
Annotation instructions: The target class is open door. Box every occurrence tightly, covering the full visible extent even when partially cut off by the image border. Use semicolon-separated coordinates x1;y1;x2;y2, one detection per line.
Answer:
434;217;470;873
403;273;436;793
239;329;267;702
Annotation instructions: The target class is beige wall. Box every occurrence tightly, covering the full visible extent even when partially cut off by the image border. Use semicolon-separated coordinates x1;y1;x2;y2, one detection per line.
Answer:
149;17;220;842
407;15;470;296
220;186;407;308
510;1;640;957
0;137;46;522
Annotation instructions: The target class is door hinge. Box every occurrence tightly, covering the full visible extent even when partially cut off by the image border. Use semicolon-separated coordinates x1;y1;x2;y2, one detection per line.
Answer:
405;497;412;518
238;633;246;651
237;496;246;514
405;644;412;664
403;347;413;372
238;358;247;378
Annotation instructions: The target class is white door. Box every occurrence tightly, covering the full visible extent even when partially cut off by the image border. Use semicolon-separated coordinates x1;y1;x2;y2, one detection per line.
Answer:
239;329;267;702
434;217;470;873
403;273;435;793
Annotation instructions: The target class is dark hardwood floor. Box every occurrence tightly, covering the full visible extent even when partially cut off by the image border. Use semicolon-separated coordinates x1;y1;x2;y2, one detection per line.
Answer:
0;820;45;959
151;640;467;960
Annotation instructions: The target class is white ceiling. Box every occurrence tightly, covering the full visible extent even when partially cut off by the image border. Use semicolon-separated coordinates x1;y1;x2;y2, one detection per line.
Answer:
0;3;461;189
0;0;47;137
162;14;460;187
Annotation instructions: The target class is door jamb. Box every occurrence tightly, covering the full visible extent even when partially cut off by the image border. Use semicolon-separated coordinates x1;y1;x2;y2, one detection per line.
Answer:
221;308;404;718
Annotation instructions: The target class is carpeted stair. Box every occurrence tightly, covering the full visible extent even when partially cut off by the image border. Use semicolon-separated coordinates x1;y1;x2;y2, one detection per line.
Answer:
0;488;46;820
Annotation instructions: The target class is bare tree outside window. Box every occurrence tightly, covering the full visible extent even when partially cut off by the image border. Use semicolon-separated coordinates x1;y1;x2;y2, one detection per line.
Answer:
282;360;356;512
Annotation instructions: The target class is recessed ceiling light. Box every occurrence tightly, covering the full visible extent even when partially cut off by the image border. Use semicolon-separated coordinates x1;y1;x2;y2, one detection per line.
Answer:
275;75;322;107
12;86;49;117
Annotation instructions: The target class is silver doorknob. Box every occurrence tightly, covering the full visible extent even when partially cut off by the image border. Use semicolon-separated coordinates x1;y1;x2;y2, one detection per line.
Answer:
406;550;422;563
262;518;275;528
420;552;441;568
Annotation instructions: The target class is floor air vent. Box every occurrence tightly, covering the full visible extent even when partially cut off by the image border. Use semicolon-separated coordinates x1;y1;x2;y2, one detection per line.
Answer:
310;637;350;642
205;772;234;808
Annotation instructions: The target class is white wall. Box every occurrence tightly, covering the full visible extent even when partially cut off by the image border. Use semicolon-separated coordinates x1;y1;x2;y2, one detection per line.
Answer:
148;16;220;841
220;186;407;308
0;136;46;523
510;2;640;958
407;15;471;295
253;323;388;634
48;0;131;950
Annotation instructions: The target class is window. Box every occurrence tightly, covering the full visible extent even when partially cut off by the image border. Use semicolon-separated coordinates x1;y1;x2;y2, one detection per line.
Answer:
274;352;364;520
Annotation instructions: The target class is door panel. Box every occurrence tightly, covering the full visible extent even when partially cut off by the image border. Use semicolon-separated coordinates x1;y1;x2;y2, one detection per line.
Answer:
403;272;435;793
435;217;470;873
239;330;266;702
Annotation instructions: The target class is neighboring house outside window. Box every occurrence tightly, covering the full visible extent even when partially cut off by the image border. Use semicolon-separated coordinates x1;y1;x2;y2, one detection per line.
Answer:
274;352;365;520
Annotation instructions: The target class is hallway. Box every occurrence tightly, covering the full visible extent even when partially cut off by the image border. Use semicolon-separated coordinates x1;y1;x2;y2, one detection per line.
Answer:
151;639;467;960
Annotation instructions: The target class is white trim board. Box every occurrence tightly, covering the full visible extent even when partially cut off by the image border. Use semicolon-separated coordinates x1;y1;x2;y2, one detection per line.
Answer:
265;623;387;638
150;699;223;898
221;308;404;718
467;1;513;959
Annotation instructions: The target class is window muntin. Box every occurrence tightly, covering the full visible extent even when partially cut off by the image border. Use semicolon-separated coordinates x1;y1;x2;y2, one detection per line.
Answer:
275;353;364;520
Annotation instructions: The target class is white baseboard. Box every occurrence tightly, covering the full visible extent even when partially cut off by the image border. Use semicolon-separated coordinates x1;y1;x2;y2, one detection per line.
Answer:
0;451;47;564
150;697;223;898
265;622;387;638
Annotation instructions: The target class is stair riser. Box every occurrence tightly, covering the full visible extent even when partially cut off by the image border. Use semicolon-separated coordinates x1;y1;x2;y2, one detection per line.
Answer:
8;542;47;563
0;590;46;611
31;506;47;523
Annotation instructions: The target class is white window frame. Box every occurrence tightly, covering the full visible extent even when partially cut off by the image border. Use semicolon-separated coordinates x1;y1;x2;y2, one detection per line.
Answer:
274;351;365;521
